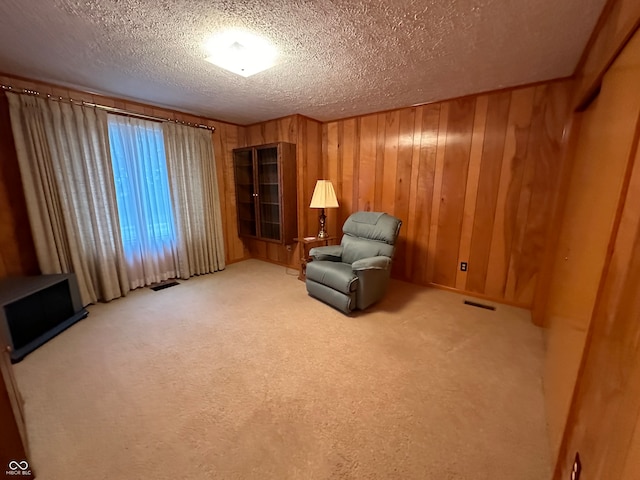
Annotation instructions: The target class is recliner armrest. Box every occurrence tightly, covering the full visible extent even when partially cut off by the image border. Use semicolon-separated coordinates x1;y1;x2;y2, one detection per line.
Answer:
351;256;391;271
309;245;343;262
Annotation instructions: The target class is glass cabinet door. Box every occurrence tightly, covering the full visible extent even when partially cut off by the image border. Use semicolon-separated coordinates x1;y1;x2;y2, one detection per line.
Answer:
233;149;257;237
256;146;281;241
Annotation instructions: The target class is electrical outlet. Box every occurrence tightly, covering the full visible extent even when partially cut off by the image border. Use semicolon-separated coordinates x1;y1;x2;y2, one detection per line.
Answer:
460;262;468;272
571;452;581;480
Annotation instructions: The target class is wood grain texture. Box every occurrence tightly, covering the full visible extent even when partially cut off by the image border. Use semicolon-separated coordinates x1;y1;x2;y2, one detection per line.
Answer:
433;99;476;286
243;115;323;268
483;89;529;300
323;82;571;306
542;30;640;463
0;74;246;271
455;95;488;290
573;0;640;109
0;93;39;278
556;106;640;480
543;28;640;478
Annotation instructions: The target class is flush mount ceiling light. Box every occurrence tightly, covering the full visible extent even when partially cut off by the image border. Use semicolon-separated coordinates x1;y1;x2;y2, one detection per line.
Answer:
204;31;278;78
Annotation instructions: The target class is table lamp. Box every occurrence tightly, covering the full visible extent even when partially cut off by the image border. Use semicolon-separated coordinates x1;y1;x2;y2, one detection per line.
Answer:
310;180;339;238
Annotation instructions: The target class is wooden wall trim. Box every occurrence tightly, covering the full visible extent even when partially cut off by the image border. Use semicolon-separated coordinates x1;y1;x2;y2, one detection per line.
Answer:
426;283;529;309
572;0;640;109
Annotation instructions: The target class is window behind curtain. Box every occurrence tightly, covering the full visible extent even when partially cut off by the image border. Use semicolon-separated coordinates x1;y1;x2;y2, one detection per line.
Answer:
107;114;178;286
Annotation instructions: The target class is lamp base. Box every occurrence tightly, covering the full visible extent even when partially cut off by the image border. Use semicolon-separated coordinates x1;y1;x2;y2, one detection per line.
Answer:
317;209;328;238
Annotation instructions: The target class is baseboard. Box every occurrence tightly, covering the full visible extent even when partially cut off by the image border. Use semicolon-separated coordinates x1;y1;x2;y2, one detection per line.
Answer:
426;283;531;310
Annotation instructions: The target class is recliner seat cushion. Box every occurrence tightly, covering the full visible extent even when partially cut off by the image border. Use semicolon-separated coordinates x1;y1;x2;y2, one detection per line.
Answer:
306;261;358;295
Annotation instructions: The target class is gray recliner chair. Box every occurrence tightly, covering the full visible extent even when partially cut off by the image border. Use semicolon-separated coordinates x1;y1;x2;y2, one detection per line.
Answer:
305;212;402;314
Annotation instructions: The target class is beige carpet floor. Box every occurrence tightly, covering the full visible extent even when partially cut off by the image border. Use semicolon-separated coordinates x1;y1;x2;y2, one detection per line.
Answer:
14;259;550;480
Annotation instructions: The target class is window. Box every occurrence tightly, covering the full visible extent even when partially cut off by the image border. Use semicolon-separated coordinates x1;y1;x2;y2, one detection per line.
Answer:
107;115;176;262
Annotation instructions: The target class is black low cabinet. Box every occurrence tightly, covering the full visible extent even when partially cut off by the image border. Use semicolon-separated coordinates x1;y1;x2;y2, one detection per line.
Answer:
0;274;88;363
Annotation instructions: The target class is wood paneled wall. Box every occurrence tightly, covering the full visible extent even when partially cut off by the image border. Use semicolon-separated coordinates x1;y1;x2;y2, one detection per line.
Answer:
241;115;323;267
556;107;640;478
0;94;38;278
573;0;640;108
0;74;246;274
324;82;572;307
545;26;640;480
542;31;640;460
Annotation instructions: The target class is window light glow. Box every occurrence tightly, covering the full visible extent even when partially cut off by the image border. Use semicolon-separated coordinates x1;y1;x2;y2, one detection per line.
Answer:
204;31;278;78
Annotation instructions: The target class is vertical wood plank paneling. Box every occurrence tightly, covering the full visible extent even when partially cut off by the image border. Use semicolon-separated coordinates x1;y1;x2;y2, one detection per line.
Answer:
482;88;535;297
305;117;323;240
392;107;416;280
297;117;309;243
0;94;39;278
322;81;570;307
224;123;247;262
374;114;386;212
414;104;441;284
466;91;514;293
455;95;489;289
381;111;400;213
502;85;557;299
556;111;640;479
505;83;572;304
341;119;356;229
433;98;476;287
357;115;377;211
325;122;340;238
404;106;424;280
426;103;450;284
543;30;640;467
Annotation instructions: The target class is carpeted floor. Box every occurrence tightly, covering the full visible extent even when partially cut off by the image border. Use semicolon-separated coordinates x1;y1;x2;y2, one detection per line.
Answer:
14;259;550;480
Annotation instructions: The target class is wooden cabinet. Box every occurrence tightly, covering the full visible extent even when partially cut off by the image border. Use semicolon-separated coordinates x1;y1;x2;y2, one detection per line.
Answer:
233;142;297;245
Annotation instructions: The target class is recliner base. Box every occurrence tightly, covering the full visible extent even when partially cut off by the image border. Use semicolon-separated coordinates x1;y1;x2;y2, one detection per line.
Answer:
306;279;356;314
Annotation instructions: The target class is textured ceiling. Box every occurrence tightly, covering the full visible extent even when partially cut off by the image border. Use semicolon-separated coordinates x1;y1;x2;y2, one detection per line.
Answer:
0;0;607;125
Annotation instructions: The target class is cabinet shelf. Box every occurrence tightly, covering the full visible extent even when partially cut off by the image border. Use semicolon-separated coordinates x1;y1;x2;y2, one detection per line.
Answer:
233;142;297;245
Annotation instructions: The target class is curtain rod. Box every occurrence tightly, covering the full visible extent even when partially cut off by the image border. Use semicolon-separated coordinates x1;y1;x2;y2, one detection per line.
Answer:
0;84;215;132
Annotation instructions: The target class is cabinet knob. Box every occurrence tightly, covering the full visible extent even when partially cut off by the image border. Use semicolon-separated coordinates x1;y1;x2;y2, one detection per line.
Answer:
5;345;12;353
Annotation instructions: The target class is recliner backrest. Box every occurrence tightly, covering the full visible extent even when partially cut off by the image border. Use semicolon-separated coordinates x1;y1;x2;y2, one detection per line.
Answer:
340;212;402;264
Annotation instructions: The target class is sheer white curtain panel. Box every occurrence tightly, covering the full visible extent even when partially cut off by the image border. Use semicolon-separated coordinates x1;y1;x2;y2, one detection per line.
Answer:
107;114;179;288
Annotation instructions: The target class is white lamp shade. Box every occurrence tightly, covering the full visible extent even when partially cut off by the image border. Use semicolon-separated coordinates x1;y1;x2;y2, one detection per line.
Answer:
310;180;339;208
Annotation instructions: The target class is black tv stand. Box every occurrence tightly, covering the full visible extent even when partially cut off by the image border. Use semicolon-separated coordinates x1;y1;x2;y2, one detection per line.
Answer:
0;274;88;363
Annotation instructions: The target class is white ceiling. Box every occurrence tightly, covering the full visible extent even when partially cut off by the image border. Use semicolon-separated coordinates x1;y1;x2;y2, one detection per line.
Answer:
0;0;607;125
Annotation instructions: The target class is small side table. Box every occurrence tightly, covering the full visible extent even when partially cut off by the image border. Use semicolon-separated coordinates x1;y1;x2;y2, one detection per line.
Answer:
295;236;338;281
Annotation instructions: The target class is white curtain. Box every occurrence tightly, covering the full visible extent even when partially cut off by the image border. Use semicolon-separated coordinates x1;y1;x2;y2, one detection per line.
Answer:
6;92;129;305
163;123;226;277
107;115;179;288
